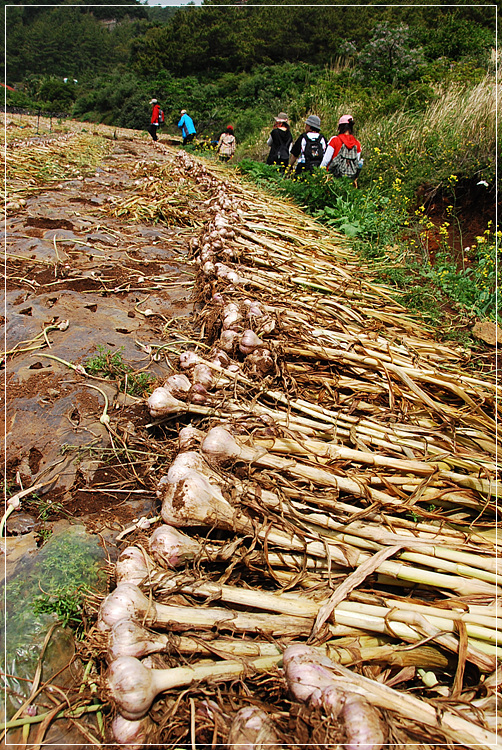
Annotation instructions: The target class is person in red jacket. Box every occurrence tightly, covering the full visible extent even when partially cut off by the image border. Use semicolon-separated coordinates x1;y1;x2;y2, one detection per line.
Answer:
321;115;363;186
148;98;161;142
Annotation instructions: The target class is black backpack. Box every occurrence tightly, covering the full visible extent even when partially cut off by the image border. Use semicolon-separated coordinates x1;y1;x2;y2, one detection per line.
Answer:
278;142;290;161
303;134;325;168
158;109;165;126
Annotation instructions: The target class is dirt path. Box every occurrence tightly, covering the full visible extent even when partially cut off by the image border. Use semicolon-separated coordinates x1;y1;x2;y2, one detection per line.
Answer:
3;123;196;570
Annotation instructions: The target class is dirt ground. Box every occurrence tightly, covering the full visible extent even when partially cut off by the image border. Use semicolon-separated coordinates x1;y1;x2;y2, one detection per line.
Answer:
3;117;200;575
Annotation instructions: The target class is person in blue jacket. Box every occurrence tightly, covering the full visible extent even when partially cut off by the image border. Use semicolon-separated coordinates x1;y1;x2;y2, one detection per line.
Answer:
178;109;196;146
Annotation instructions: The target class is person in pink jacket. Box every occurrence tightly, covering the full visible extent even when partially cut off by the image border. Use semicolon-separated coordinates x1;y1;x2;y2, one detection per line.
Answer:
321;115;363;186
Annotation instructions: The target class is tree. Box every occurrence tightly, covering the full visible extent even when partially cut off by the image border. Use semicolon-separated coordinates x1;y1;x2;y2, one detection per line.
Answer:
356;22;424;85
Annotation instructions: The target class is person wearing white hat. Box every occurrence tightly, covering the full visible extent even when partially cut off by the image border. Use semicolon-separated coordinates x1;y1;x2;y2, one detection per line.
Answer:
148;98;161;142
321;115;363;186
289;114;327;176
177;109;196;146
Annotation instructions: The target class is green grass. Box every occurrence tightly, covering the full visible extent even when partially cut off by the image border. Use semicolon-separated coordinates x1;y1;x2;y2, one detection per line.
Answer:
85;345;155;397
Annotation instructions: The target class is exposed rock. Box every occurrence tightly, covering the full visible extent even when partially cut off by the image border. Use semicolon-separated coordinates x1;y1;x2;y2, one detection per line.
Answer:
471;320;501;346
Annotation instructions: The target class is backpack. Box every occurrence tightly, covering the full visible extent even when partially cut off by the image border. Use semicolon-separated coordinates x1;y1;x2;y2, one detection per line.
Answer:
158;109;165;126
329;142;359;178
278;142;290;161
303;134;325;168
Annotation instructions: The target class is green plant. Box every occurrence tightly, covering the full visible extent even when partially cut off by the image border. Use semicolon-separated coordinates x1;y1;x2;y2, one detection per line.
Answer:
85;345;154;396
35;527;53;546
32;496;65;523
33;586;87;637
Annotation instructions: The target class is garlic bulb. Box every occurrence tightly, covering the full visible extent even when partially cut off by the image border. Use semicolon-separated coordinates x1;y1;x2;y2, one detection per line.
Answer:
111;714;154;750
211;349;230;369
215;263;231;278
201;425;266;464
219;330;239;352
239;330;264;355
107;654;278;722
178;425;207;451
107;618;168;662
179;351;201;370
116;546;155;586
226;270;241;284
283;644;387;750
244;348;274;377
222;310;242;331
247;303;263;319
163;373;191;399
98;582;154;631
149;524;203;567
188;382;209;404
164;450;218;484
147;387;185;418
227;707;282;750
159;470;236;529
192;363;213;389
202;261;215;276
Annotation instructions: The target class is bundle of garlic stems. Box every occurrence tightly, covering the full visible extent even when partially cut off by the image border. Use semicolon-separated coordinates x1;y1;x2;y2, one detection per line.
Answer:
106;619;451;669
95;149;498;746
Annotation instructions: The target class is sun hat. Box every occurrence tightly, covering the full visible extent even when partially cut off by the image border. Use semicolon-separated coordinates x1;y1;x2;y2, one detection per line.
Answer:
305;114;321;129
149;99;157;104
275;112;289;123
338;114;353;125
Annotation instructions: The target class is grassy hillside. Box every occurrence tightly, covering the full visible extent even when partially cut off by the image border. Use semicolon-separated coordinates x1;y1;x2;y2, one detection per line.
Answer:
5;2;498;331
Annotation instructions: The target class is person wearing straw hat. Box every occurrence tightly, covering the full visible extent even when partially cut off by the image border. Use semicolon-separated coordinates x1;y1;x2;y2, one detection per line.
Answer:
266;112;293;173
321;115;363;186
148;98;161;142
289;114;327;177
178;109;197;146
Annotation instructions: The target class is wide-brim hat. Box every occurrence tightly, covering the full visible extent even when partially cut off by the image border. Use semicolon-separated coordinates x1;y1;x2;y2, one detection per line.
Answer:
275;112;289;123
305;114;321;129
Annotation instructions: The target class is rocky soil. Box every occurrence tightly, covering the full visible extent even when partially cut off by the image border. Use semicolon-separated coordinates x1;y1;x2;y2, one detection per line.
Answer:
3;116;199;745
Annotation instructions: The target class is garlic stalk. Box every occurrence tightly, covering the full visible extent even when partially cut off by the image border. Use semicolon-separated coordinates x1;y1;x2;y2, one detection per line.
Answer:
98;582;312;636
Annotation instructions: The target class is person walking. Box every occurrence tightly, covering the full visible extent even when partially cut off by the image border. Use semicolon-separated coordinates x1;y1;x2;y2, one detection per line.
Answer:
148;98;161;142
288;115;327;176
216;126;236;162
178;109;196;146
266;113;293;173
321;115;363;186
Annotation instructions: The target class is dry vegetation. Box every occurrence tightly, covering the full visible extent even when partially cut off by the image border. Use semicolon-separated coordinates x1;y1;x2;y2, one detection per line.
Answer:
3;124;499;749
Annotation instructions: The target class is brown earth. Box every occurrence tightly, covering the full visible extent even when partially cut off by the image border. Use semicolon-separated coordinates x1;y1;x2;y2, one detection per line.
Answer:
3;118;198;563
